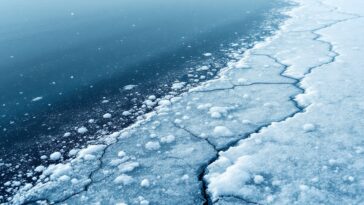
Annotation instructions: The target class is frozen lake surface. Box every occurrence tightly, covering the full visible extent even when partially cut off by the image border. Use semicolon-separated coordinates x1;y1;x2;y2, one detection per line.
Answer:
3;0;364;204
0;0;288;202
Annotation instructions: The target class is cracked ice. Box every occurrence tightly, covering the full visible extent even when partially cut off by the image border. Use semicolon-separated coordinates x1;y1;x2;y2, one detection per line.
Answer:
9;0;364;204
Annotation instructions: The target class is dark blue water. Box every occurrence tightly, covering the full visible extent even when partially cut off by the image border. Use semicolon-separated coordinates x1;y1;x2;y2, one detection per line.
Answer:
0;0;289;201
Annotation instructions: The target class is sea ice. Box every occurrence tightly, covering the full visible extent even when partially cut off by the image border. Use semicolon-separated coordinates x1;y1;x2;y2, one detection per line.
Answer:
114;174;134;185
213;126;233;137
123;85;137;90
77;126;88;134
144;141;161;151
103;113;112;119
31;97;43;102
49;152;62;161
10;0;364;204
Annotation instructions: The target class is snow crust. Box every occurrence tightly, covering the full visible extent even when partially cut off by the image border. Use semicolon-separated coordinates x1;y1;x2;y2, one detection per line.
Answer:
9;0;364;204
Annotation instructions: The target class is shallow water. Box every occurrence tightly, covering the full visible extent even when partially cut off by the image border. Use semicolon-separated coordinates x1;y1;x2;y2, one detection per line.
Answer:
0;0;288;201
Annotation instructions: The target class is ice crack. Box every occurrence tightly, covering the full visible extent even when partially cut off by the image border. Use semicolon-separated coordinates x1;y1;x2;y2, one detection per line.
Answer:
190;82;294;94
199;3;363;204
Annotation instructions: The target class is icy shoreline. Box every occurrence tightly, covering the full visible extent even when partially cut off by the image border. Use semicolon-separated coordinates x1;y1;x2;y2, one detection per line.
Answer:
8;0;364;204
1;3;286;203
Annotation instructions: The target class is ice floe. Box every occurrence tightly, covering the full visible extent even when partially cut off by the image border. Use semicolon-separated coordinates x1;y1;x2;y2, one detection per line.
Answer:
123;84;138;90
49;152;62;161
31;97;43;102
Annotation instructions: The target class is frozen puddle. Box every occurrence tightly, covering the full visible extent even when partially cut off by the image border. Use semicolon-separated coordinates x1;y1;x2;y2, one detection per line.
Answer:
10;0;364;204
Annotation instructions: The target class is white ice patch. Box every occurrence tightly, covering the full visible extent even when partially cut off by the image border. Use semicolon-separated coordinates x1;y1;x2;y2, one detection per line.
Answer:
49;152;62;161
114;174;134;185
208;107;229;119
34;166;46;173
196;66;210;71
140;179;150;188
145;141;161;151
233;59;250;69
253;175;264;184
118;161;139;173
302;123;316;132
77;126;88;134
160;135;175;144
68;149;79;157
63;132;71;137
123;85;137;90
103;113;112;119
172;82;186;90
77;145;105;160
158;100;171;106
117;151;126;158
31;97;43;102
213;126;233;137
